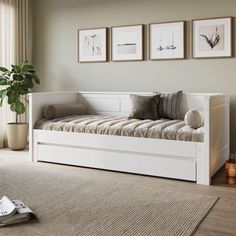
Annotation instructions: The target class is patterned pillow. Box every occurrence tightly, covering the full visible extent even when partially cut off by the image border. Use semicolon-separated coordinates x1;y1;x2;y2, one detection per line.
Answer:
153;91;183;120
128;95;160;120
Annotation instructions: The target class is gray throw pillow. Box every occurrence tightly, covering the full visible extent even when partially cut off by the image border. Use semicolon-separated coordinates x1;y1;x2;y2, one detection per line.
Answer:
43;103;86;120
128;95;160;120
153;91;182;120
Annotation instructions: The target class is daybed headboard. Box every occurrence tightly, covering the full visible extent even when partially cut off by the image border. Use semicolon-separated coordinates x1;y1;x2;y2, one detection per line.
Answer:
77;92;211;117
29;91;228;125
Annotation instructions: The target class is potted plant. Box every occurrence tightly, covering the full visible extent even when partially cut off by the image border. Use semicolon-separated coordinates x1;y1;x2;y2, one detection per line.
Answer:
0;61;40;150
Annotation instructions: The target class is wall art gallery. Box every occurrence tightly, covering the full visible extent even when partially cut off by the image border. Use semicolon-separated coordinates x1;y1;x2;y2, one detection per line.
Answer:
78;17;233;62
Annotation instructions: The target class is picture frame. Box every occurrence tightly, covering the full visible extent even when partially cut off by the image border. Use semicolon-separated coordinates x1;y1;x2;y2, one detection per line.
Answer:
192;17;233;59
78;27;108;62
111;24;144;61
149;21;185;60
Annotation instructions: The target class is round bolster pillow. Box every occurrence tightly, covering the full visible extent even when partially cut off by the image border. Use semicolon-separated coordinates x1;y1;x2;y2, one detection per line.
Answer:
184;110;203;129
43;103;86;120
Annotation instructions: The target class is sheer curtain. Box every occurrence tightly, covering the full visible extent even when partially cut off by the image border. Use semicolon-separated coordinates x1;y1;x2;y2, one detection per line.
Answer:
0;0;31;148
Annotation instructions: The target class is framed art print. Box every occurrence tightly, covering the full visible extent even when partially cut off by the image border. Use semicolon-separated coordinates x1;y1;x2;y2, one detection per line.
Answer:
111;25;144;61
149;21;185;60
78;27;108;62
192;17;233;58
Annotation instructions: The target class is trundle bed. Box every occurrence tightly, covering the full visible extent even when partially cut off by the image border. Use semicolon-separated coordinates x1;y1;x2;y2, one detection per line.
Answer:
29;91;230;185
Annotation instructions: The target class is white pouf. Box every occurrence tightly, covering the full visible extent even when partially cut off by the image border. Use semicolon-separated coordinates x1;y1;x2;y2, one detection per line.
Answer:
184;110;203;129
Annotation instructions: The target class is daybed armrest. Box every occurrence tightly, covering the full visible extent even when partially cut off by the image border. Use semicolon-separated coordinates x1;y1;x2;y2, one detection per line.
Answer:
29;91;79;160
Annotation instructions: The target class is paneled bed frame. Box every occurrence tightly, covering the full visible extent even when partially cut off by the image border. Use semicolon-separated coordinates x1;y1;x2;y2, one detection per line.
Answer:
29;92;230;185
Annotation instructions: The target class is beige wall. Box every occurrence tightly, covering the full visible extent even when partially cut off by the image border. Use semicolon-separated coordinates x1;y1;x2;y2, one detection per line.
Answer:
33;0;236;150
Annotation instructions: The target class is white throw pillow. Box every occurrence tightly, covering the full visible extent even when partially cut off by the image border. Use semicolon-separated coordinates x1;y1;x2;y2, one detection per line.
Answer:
184;110;203;129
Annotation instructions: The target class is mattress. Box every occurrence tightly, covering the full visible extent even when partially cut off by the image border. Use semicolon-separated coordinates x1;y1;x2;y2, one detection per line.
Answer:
35;115;204;142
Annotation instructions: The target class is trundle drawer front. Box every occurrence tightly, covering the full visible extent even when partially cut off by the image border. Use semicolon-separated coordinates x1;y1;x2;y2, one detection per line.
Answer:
35;130;198;158
37;144;196;181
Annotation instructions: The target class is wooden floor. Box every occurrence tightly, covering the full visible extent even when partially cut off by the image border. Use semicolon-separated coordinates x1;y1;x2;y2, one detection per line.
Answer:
212;167;236;188
0;149;236;235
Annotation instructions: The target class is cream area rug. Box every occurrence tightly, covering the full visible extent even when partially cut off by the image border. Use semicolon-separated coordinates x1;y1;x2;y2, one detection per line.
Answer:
0;157;217;236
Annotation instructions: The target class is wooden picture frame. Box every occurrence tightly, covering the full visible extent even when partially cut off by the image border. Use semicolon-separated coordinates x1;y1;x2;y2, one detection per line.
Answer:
78;27;108;63
192;17;233;59
149;21;185;60
111;24;144;62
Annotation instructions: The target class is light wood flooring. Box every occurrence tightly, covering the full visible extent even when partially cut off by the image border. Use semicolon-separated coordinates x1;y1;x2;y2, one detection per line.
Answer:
0;149;236;236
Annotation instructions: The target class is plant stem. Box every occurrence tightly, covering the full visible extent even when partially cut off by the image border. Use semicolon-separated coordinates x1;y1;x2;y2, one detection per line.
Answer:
19;96;29;104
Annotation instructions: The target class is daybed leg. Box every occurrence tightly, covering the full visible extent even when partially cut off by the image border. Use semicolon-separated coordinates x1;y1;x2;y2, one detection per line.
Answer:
32;133;38;163
196;144;210;185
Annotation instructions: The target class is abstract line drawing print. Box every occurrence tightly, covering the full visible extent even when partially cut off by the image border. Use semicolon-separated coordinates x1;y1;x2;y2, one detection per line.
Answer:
83;34;102;56
199;24;224;51
156;32;177;52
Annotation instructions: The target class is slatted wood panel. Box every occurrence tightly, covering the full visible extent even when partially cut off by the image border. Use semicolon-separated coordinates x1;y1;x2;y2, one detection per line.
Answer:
78;92;209;117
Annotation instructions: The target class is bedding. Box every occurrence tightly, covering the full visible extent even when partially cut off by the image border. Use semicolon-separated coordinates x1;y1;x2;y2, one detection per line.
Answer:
35;115;204;142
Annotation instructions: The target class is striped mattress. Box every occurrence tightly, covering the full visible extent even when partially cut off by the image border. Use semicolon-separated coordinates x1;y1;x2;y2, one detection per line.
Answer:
35;115;204;142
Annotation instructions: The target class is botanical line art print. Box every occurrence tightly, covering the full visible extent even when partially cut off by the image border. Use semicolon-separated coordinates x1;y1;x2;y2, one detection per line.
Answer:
83;34;102;57
198;25;224;51
192;17;232;58
78;28;107;62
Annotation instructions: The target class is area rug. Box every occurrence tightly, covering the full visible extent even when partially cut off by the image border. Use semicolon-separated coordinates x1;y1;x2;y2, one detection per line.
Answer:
0;159;218;236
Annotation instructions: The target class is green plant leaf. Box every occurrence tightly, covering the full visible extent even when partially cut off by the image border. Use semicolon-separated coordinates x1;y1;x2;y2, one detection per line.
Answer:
0;90;7;107
0;75;9;79
22;64;33;72
1;61;40;113
32;74;40;84
10;100;25;115
28;69;35;73
0;79;11;85
11;65;21;73
0;90;7;100
22;76;34;89
7;90;18;104
13;74;24;81
0;67;9;72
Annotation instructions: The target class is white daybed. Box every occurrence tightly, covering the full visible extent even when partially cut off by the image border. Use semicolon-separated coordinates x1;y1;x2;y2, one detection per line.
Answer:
29;91;230;185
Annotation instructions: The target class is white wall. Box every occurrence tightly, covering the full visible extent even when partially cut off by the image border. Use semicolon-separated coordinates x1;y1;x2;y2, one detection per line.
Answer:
33;0;236;150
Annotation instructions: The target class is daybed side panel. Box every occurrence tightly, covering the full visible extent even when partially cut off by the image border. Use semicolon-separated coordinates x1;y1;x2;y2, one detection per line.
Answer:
210;95;230;176
29;92;79;161
197;97;210;185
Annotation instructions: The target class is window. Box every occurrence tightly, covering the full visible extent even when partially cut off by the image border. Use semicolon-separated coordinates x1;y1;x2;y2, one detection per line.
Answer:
0;0;15;67
0;1;16;147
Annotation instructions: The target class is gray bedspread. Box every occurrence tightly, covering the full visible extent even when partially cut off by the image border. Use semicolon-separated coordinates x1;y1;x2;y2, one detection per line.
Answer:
35;115;204;142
